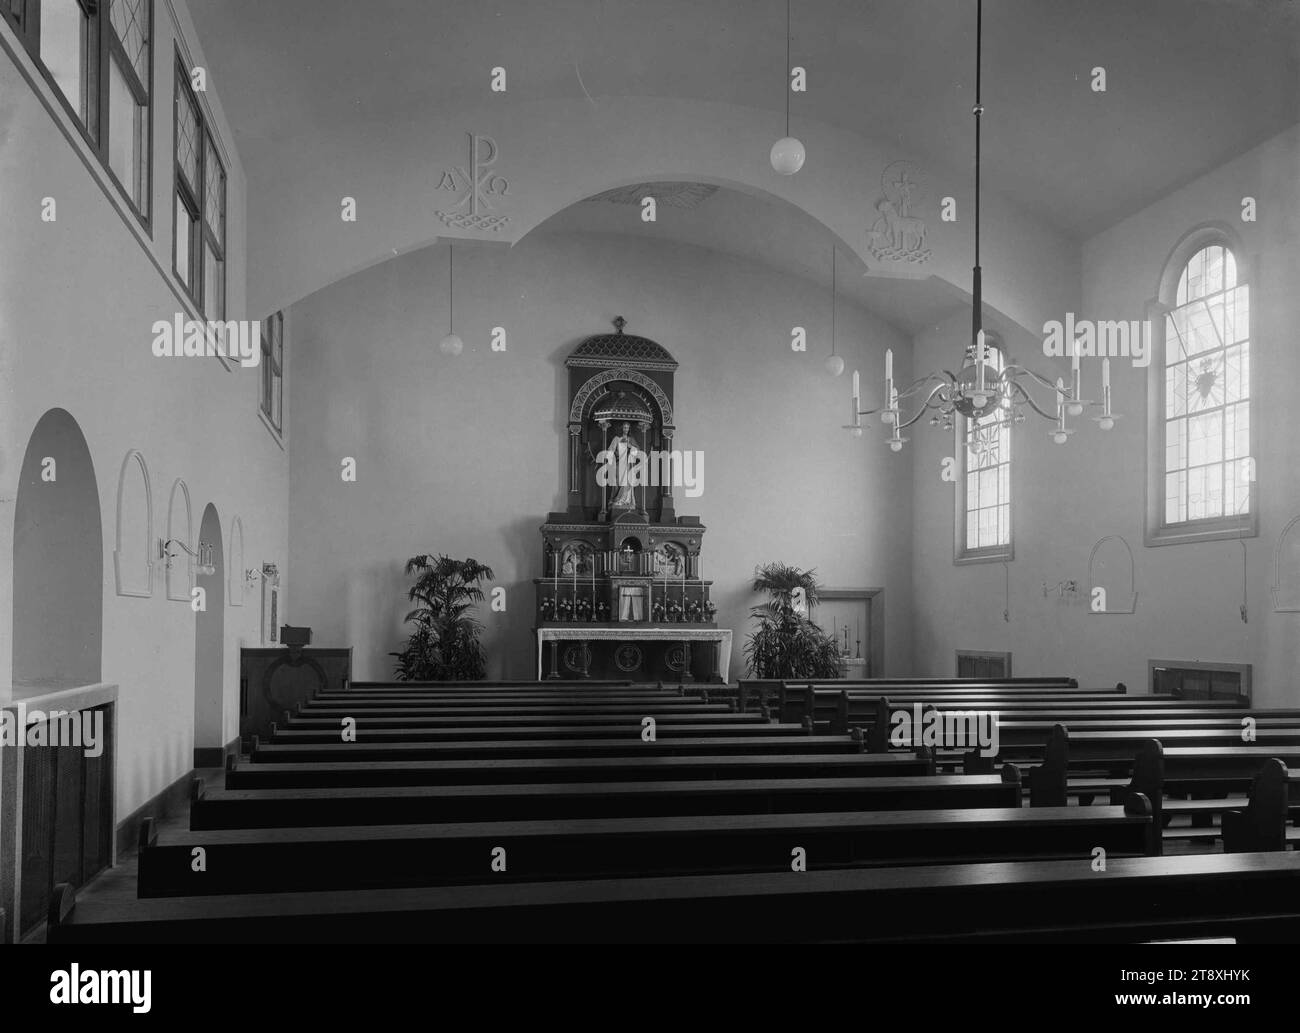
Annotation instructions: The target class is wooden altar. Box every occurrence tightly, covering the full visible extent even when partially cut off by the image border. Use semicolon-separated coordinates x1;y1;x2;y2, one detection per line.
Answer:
532;317;727;681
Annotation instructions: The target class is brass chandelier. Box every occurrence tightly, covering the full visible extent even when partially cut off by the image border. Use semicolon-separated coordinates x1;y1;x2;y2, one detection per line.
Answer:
849;0;1118;453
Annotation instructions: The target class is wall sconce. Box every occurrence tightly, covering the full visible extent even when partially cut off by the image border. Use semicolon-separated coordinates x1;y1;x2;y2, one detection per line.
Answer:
244;568;261;589
1042;579;1078;600
160;538;216;576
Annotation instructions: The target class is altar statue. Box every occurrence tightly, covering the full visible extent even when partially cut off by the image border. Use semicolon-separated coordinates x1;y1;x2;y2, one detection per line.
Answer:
609;422;642;509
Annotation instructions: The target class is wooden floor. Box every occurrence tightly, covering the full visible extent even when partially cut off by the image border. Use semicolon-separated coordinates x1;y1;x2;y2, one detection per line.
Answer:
24;768;228;944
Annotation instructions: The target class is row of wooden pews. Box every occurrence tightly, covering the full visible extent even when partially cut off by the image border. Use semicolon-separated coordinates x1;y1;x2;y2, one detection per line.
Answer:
46;678;1300;942
758;677;1300;854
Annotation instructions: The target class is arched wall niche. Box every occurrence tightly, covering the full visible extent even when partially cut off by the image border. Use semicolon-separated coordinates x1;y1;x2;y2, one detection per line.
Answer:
194;503;225;765
228;516;246;607
12;408;103;687
1270;514;1300;612
165;479;193;602
113;449;154;597
1087;535;1138;615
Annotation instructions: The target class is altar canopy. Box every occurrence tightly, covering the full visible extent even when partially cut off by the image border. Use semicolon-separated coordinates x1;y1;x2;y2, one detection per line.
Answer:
533;318;724;681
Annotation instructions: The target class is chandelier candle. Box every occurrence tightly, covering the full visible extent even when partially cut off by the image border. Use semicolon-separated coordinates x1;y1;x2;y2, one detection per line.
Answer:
849;0;1118;449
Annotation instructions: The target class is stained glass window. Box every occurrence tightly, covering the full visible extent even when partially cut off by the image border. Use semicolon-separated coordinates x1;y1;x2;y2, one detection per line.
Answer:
1162;245;1251;524
962;342;1011;555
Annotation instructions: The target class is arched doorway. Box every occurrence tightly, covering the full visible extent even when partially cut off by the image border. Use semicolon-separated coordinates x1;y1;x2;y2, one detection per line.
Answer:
12;408;102;687
9;408;107;943
193;503;225;766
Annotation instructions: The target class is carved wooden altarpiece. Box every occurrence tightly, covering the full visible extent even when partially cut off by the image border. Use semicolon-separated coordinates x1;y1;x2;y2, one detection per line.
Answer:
533;318;721;681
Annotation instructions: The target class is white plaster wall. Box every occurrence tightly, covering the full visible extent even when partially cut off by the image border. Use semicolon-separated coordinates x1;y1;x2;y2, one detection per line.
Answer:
288;230;914;681
910;125;1300;706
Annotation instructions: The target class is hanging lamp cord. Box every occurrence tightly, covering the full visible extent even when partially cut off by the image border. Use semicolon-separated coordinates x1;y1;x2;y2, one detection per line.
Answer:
785;0;791;136
971;0;983;353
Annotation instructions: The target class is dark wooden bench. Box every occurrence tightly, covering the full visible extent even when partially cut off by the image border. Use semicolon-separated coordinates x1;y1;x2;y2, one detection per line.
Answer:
51;850;1300;944
295;702;736;717
837;696;1254;739
136;799;1155;898
347;679;637;690
224;750;933;789
738;677;1079;712
995;727;1300;769
270;721;806;743
1221;760;1291;853
280;711;774;730
191;769;1022;828
249;733;867;763
779;683;1129;729
311;690;689;704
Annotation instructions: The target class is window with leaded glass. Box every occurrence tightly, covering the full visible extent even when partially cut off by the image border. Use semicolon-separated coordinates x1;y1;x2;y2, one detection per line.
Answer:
1161;244;1251;529
958;341;1012;561
38;0;92;126
9;2;152;223
173;57;201;294
172;49;225;321
202;134;226;321
106;0;150;218
261;312;284;435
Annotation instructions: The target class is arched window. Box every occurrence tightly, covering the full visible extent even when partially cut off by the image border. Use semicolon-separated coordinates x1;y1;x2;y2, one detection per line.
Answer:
1149;236;1254;544
957;338;1012;562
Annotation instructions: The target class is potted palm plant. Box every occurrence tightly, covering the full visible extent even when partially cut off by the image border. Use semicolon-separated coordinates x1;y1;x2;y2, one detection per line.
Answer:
389;554;494;680
743;562;842;679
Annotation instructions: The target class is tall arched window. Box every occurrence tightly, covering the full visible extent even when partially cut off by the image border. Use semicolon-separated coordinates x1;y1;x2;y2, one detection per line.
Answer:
957;339;1012;562
1149;236;1254;545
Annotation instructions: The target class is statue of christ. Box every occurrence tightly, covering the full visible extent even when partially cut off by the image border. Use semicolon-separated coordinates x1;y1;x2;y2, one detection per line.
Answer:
609;422;642;509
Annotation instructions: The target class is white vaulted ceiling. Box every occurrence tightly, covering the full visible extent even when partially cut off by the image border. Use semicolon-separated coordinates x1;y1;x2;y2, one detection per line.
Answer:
190;0;1298;238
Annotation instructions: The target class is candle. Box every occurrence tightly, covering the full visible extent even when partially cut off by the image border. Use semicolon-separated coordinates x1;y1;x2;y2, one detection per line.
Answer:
885;349;893;382
853;369;860;402
976;330;986;392
1055;377;1066;413
1102;356;1111;391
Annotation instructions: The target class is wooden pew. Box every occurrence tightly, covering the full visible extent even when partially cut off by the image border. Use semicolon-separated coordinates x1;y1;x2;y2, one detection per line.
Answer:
249;733;867;763
738;676;1079;712
997;727;1300;766
310;690;690;704
789;686;1152;733
190;768;1022;828
136;799;1156;898
1222;759;1290;853
269;720;808;743
295;702;736;717
223;751;934;789
780;682;1129;730
280;711;775;731
836;695;1254;738
1106;741;1300;838
51;851;1300;944
347;679;638;690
